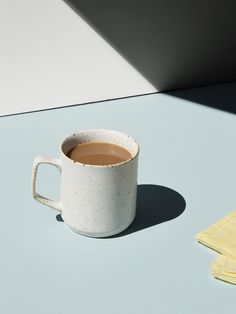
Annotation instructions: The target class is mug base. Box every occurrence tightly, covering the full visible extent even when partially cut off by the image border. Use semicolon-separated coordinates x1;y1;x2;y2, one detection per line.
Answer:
64;216;135;238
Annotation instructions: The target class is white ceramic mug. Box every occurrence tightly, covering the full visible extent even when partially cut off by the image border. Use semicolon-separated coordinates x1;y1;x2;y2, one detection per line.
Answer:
32;129;139;237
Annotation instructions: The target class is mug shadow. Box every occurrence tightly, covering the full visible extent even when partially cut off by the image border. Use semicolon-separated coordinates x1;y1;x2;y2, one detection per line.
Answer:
111;184;186;237
56;184;186;237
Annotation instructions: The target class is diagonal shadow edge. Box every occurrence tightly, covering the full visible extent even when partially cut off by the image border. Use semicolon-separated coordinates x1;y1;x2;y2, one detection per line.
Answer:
63;0;236;96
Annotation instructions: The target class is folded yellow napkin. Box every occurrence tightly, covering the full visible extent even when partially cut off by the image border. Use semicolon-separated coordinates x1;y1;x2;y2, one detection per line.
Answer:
196;210;236;285
212;255;236;284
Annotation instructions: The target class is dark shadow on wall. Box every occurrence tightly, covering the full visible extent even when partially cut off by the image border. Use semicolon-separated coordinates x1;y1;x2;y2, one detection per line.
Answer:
64;0;236;92
166;81;236;114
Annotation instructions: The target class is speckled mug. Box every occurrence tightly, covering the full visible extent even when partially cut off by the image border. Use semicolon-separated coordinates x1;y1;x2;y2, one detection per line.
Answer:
32;129;139;237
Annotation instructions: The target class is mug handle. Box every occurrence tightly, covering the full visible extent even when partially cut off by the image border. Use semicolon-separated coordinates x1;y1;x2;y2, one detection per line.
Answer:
32;156;62;212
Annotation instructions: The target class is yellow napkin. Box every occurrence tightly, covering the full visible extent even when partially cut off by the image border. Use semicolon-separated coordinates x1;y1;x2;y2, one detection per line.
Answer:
196;210;236;285
212;255;236;284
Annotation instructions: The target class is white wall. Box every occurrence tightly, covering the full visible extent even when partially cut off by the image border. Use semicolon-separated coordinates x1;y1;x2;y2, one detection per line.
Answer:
0;0;156;116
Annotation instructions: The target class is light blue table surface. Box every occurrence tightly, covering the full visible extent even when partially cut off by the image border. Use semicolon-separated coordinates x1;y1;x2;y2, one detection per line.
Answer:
1;92;236;313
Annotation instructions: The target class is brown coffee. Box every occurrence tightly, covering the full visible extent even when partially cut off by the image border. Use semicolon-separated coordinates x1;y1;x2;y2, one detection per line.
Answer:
67;142;132;165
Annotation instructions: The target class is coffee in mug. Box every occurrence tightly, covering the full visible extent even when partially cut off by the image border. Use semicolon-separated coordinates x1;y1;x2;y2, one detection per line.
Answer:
67;142;132;165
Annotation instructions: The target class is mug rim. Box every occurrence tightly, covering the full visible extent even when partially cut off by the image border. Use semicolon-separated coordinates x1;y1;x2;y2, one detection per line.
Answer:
60;128;140;168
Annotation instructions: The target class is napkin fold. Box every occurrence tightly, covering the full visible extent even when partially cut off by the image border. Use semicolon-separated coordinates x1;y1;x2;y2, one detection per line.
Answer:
212;255;236;284
196;210;236;285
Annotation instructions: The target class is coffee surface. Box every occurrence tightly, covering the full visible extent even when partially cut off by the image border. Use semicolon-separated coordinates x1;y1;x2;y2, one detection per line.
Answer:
67;142;132;165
